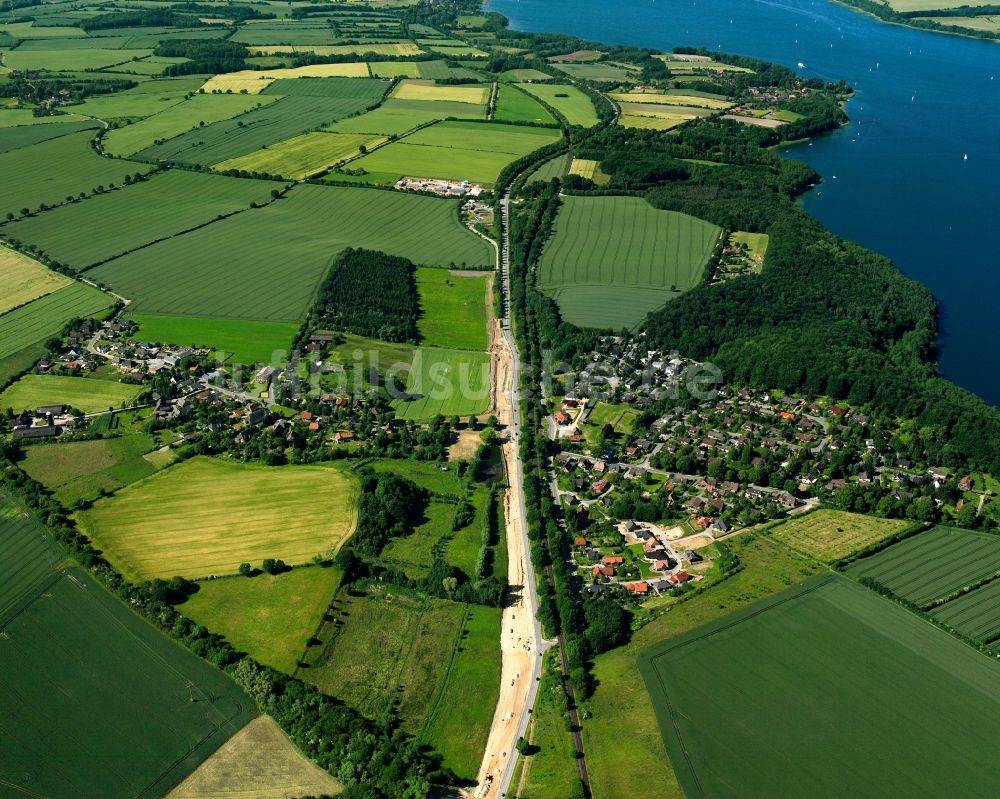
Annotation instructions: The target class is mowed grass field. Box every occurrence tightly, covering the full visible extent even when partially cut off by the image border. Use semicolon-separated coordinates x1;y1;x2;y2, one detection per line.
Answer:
4;170;279;268
350;119;561;185
307;584;501;779
515;82;599;126
180;565;343;674
215;131;385;179
0;492;254;799
0;374;142;414
846;525;1000;606
0;244;71;314
639;574;1000;799
90;184;493;321
392;347;491;420
538;195;720;330
129;314;298;365
77;457;359;581
416;268;489;350
770;509;916;561
20;432;171;506
166;716;342;799
102;94;277;157
0;130;150;219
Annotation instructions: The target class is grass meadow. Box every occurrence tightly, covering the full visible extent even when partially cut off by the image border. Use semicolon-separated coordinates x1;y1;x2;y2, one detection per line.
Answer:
332;97;487;135
215;131;386;178
129;314;298;365
0;374;142;413
20;432;171;506
770;509;916;561
392;348;491;420
180;565;343;674
90;184;493;321
846;525;1000;606
0;492;253;799
493;84;556;125
515;82;599;126
639;574;1000;799
77;457;359;580
0;245;71;314
537;195;720;329
416;268;490;350
4;170;278;268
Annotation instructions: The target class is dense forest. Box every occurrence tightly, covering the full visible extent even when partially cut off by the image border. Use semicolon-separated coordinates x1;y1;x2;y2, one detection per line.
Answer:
307;248;420;344
154;39;249;76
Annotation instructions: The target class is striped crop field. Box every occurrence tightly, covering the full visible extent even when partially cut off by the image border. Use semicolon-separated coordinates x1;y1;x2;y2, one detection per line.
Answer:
933;578;1000;642
89;184;493;321
0;283;113;362
846;526;1000;606
137;89;387;166
391;80;490;105
214;132;385;179
199;63;371;94
2;170;279;269
537;195;721;330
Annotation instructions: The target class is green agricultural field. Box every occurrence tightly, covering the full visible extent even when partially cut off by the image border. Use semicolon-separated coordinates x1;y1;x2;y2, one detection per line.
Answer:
0;374;142;414
181;565;343;674
0;244;71;314
640;574;1000;799
20;432;172;506
102;94;277;157
537;195;720;329
527;152;570;183
416;268;490;350
215;131;384;179
371;61;423;78
350;120;561;185
770;509;916;561
69;81;194;121
417;603;502;780
392;348;491;420
932;577;1000;641
0;108;88;127
493;84;556;124
230;24;341;46
261;75;387;98
552;61;633;82
0;492;254;799
137;90;387;166
77;457;359;581
0;282;113;383
0;119;100;155
129;314;298;365
392;79;489;105
2;47;154;71
332;97;486;135
3;170;279;268
583;533;823;799
90;184;493;321
502;68;553;81
516;82;599;126
0;131;150;219
846;525;1000;606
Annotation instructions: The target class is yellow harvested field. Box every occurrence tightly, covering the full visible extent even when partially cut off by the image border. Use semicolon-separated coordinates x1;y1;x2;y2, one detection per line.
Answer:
201;63;370;93
656;55;753;73
619;114;689;131
253;43;423;56
77;457;359;581
569;158;598;179
214;131;386;178
771;509;915;561
0;245;72;314
618;102;710;119
391;79;489;104
167;716;342;799
609;92;732;110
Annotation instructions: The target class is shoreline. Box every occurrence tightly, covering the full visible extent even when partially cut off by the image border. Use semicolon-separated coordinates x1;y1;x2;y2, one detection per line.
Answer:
827;0;1000;44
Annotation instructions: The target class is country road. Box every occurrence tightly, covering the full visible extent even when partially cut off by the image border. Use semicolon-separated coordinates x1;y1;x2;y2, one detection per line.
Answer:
473;192;552;799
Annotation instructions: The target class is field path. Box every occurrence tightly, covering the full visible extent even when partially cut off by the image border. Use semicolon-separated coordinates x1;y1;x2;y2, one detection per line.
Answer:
472;193;552;798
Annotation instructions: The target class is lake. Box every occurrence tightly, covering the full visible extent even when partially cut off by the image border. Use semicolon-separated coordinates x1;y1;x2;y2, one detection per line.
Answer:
488;0;1000;405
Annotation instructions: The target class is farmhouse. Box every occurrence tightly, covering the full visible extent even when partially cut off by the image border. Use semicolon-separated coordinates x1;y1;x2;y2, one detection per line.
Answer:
13;426;61;441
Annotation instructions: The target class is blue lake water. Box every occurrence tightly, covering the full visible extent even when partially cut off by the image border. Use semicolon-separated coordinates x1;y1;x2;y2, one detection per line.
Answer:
488;0;1000;405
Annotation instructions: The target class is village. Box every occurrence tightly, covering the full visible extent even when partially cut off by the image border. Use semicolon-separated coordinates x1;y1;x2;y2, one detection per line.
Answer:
543;335;992;604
